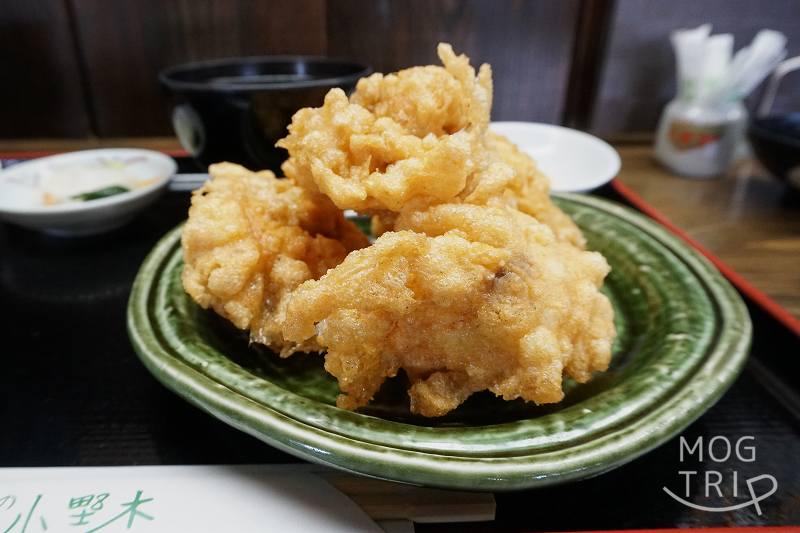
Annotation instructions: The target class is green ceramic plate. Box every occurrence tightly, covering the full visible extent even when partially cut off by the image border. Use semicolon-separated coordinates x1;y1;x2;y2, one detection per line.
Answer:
127;194;751;490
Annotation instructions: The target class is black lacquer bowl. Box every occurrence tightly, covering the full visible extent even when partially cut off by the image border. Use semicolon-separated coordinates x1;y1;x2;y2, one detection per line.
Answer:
160;56;370;172
748;112;800;190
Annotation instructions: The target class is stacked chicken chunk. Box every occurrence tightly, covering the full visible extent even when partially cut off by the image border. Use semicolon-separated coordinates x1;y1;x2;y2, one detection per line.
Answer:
182;44;615;417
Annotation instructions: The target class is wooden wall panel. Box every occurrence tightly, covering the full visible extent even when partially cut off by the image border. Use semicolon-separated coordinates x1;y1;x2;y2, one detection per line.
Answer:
591;0;800;135
0;0;90;137
69;0;327;136
327;0;581;124
4;0;799;139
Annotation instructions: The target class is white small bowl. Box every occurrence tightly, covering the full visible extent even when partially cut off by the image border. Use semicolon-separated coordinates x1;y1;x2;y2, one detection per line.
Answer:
0;148;176;236
489;122;621;192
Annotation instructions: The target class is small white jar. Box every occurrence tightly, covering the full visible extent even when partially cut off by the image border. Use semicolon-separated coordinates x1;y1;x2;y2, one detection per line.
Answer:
654;98;747;178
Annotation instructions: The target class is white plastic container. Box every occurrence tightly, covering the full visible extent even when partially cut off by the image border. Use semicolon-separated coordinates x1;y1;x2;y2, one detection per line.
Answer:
654;98;747;178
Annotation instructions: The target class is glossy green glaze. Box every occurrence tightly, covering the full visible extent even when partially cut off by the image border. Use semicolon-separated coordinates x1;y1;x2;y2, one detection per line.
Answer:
127;194;751;490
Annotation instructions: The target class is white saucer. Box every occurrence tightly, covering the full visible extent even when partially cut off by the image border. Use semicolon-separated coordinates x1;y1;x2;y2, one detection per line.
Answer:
489;122;621;192
0;148;176;235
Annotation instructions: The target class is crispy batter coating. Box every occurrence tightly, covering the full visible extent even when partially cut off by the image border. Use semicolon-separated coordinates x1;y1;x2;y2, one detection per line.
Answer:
368;132;586;247
477;132;586;248
279;43;585;248
183;44;614;418
277;88;477;212
395;204;608;382
283;204;614;417
351;43;493;137
181;162;369;354
277;44;491;214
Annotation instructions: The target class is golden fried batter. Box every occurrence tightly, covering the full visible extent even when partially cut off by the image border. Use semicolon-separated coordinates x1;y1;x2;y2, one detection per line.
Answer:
396;204;609;381
181;162;368;354
277;44;491;214
183;43;615;418
279;43;585;248
283;204;614;417
475;132;586;248
367;132;586;247
351;43;493;137
278;88;477;212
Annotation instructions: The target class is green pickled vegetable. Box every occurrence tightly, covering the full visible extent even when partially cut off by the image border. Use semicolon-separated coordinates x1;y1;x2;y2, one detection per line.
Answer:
71;185;130;201
352;216;372;236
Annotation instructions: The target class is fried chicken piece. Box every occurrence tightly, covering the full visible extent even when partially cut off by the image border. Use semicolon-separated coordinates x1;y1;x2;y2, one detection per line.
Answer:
395;204;608;380
369;132;586;247
181;43;614;420
277;88;477;213
351;43;493;137
181;162;369;354
277;44;490;214
279;43;585;248
472;132;586;248
282;204;614;416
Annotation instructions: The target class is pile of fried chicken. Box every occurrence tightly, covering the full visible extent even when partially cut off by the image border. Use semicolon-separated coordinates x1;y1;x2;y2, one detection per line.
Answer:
181;44;616;417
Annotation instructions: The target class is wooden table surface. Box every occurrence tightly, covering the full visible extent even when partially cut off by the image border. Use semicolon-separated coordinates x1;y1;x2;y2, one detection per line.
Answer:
1;138;798;320
614;144;800;321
